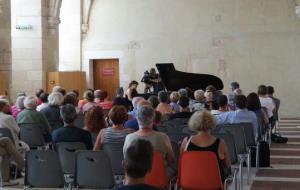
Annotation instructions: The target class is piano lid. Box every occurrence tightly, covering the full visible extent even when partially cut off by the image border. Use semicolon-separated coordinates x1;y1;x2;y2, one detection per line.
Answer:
156;63;224;91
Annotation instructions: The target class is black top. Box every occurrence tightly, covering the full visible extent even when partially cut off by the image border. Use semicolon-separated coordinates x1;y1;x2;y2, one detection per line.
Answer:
168;112;193;120
40;105;63;125
52;126;93;149
114;184;162;190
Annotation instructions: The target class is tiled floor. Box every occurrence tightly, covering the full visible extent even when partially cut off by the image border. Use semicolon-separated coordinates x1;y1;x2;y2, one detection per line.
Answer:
251;118;300;190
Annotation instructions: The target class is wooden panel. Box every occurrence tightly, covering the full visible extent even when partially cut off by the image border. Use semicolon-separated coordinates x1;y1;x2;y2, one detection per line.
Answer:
0;71;9;95
47;72;86;98
93;59;119;100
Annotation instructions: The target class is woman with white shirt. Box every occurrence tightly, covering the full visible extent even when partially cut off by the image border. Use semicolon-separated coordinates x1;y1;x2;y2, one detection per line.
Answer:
258;85;275;120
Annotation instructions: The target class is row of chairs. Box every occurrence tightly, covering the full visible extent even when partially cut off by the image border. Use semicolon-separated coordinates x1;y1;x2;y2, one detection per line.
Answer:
25;150;115;189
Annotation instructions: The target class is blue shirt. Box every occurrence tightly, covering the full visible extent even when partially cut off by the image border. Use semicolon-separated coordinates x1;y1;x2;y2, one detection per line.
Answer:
124;118;139;131
216;109;258;139
52;126;93;149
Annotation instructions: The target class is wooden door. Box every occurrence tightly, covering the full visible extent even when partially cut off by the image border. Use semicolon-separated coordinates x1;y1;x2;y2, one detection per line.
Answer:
93;59;119;100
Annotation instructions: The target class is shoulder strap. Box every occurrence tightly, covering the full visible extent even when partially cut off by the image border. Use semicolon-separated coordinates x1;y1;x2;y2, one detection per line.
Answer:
185;136;193;151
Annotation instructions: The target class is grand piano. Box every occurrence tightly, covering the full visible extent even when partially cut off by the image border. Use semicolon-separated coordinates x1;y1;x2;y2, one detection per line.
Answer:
156;63;224;91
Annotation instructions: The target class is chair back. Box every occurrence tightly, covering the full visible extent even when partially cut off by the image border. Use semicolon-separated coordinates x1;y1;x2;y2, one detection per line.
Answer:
74;112;84;128
145;151;169;189
219;125;247;154
170;141;180;173
25;150;64;188
19;123;45;148
75;150;115;189
56;142;86;174
167;132;189;143
156;125;168;133
49;121;63;132
163;118;189;133
178;151;223;190
214;132;238;164
0;128;15;144
182;126;196;135
102;142;125;175
239;123;256;146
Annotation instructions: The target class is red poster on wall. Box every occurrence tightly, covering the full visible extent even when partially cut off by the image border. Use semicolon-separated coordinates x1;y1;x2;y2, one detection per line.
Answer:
103;68;114;76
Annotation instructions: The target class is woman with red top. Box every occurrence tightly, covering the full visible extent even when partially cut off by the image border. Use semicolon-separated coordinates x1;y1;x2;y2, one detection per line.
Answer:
94;90;113;110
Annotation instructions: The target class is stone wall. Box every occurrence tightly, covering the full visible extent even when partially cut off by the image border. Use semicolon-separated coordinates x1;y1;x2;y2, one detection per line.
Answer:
82;0;300;117
0;0;11;95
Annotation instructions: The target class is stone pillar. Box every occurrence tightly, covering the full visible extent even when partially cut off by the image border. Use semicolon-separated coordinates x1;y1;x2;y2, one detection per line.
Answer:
0;0;11;95
10;0;61;97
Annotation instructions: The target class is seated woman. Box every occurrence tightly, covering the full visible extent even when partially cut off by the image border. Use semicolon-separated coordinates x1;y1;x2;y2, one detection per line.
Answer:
12;96;26;119
94;90;113;110
94;106;133;150
247;92;269;140
169;91;180;113
180;111;231;182
126;81;139;102
84;106;106;143
40;92;64;130
81;90;97;113
192;89;206;112
156;91;174;119
16;96;51;142
36;92;49;111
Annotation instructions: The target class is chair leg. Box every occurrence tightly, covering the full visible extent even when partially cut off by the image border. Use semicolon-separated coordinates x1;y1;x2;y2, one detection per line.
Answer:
0;157;2;188
239;160;243;190
247;153;251;185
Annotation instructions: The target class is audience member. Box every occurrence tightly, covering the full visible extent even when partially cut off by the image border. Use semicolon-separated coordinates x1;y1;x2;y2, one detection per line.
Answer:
211;95;228;115
36;92;49;111
178;88;188;97
153;111;162;131
247;92;269;139
125;100;151;131
11;96;25;119
216;95;258;140
148;95;159;109
16;96;51;142
204;91;214;110
128;97;144;118
52;104;93;149
84;106;106;142
192;90;206;111
258;85;275;120
78;89;93;111
113;87;131;110
124;105;175;178
52;86;66;96
115;139;160;190
63;92;80;113
0;100;29;156
35;88;44;106
40;92;64;128
81;90;97;113
227;82;240;111
156;91;173;115
94;90;113;110
267;86;280;125
94;106;132;150
126;81;139;101
180;111;231;182
169;96;193;120
0;137;25;186
169;91;180;113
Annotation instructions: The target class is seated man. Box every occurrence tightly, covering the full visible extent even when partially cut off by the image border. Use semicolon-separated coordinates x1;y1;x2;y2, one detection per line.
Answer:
124;105;175;179
168;96;193;120
216;95;258;140
125;100;151;131
52;104;93;149
116;139;160;190
16;96;51;142
211;95;229;115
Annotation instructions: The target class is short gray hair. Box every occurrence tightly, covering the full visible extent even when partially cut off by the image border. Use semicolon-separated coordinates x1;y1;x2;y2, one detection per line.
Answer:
194;90;205;101
132;97;144;109
15;96;26;109
136;106;155;128
60;104;77;124
24;96;37;109
48;92;64;106
178;88;188;97
52;86;62;93
0;99;8;111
